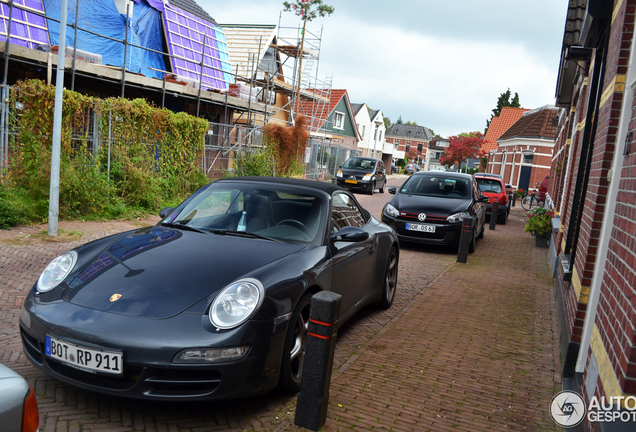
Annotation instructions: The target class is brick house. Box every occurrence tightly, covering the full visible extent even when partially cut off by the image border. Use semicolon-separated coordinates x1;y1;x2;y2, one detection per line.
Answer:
487;107;558;192
551;0;636;428
483;107;529;173
385;124;432;166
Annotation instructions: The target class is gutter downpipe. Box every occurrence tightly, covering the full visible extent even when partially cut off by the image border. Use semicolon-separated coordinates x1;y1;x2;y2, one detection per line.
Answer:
576;19;636;373
564;36;607;278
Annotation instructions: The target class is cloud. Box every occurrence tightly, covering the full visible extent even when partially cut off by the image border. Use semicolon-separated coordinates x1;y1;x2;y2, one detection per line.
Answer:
201;0;566;136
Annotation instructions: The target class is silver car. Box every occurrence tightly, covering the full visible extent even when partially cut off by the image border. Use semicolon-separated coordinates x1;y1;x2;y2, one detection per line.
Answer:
0;363;39;432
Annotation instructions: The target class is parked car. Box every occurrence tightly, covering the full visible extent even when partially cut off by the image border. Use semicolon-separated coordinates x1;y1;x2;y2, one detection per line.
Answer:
537;175;549;202
391;164;399;174
474;173;510;224
381;171;488;252
336;156;387;194
405;164;416;175
20;177;399;401
0;363;39;432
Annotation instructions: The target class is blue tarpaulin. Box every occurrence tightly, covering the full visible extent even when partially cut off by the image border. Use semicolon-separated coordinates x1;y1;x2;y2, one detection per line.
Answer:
43;0;165;79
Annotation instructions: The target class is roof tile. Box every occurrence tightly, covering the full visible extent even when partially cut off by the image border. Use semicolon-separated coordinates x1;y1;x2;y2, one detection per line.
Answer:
482;107;529;152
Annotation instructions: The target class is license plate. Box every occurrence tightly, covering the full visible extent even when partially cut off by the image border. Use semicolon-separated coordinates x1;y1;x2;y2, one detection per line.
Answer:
406;223;436;233
45;335;123;375
345;179;358;184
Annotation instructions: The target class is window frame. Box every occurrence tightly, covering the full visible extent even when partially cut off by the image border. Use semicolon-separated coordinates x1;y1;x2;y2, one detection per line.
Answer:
334;111;345;130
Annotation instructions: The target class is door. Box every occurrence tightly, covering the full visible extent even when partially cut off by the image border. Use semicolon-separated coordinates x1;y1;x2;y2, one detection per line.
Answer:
329;192;376;315
518;166;532;192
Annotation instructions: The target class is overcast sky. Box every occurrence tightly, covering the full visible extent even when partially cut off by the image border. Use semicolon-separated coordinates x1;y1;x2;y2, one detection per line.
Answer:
199;0;568;137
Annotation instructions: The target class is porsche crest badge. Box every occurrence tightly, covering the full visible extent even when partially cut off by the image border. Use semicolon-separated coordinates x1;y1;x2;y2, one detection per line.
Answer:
110;294;122;302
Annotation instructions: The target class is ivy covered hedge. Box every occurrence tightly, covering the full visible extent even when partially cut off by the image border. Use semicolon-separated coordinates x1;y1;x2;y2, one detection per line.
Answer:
0;79;209;228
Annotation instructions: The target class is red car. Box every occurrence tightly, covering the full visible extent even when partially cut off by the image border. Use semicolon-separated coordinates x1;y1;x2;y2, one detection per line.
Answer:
474;173;509;224
537;176;549;202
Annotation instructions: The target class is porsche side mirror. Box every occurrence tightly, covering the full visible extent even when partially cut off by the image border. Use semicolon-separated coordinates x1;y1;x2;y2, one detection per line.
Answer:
159;207;175;218
331;226;369;243
388;187;397;194
477;195;489;203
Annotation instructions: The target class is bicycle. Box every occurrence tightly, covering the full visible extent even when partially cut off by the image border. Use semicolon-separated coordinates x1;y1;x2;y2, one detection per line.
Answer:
521;187;540;211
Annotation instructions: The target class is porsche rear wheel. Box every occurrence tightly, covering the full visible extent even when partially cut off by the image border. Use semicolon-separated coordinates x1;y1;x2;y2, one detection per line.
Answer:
278;292;312;393
378;247;398;309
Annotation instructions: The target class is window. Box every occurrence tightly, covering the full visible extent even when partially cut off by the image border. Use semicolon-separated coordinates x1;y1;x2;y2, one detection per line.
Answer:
417;143;423;152
334;112;345;129
405;144;410;153
362;125;366;137
523;153;534;163
332;193;366;230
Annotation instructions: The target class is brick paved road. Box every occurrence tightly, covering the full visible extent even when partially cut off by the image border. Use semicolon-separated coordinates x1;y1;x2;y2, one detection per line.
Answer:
0;176;559;431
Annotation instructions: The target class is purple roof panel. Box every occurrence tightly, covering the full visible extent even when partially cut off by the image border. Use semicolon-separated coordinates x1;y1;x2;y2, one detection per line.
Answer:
0;0;49;49
161;2;233;91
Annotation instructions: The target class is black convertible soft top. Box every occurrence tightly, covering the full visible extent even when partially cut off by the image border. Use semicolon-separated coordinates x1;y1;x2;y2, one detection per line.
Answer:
215;176;345;195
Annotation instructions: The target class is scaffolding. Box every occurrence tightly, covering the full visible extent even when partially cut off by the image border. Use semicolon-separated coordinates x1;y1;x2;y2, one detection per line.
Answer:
0;1;335;181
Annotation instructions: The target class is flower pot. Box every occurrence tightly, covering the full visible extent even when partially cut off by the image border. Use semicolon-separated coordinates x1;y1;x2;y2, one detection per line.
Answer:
534;232;550;248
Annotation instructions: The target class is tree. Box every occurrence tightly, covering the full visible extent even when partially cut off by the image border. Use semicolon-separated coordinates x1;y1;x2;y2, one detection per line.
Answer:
427;128;441;138
283;1;334;100
439;132;485;172
396;115;403;124
405;120;418;126
383;116;391;130
484;88;520;134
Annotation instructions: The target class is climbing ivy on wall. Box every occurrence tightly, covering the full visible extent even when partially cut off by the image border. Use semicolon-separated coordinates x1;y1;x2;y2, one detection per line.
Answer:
2;79;208;226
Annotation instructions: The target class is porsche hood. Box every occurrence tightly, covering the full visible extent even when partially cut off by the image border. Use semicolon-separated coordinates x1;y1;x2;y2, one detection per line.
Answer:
63;227;304;319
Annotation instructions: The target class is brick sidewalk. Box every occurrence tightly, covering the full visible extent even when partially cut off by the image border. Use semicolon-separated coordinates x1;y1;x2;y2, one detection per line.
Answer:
316;206;561;431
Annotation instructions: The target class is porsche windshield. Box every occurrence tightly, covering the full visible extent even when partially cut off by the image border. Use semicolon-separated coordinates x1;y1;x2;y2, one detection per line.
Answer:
163;183;327;244
400;176;471;199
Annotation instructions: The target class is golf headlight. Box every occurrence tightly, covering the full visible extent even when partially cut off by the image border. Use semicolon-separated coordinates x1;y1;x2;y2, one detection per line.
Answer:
209;278;264;329
37;251;77;292
447;212;470;224
362;174;372;180
384;203;399;218
336;170;343;178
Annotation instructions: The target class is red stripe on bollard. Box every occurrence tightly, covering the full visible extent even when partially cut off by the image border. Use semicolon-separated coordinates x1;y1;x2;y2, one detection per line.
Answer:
310;319;335;327
308;332;331;340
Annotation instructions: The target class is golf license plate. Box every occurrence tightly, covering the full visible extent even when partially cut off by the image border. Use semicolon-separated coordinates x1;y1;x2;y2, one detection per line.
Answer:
406;223;436;233
45;335;123;375
345;179;358;184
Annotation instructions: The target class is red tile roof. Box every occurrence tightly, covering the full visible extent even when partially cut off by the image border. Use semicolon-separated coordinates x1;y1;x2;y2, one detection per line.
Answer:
482;107;529;153
295;89;350;131
498;108;558;141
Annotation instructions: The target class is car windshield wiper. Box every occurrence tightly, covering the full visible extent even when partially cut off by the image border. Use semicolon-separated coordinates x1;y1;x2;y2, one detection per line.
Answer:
209;229;282;243
160;222;210;235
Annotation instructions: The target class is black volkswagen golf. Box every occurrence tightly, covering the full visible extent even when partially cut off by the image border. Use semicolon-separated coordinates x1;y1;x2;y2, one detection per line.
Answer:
381;171;488;252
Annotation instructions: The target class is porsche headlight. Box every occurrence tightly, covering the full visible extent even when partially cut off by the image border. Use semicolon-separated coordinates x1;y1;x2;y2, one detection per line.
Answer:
209;278;264;329
384;203;399;218
447;212;470;224
37;251;77;292
362;174;372;180
336;170;343;178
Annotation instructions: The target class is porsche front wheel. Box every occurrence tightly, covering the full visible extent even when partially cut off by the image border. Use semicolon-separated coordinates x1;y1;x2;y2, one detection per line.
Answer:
278;292;312;393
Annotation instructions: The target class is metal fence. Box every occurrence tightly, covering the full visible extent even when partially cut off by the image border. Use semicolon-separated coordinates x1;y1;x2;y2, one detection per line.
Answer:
0;84;360;184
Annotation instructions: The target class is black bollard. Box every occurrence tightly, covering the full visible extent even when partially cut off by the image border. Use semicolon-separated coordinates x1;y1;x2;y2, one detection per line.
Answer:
294;291;342;431
457;215;474;264
512;192;517;207
489;199;499;231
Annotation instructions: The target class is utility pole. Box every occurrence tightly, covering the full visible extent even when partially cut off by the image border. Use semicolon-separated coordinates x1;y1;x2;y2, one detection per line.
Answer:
48;0;69;237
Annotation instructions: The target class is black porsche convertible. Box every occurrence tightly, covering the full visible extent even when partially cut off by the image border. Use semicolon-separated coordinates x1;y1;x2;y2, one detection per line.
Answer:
20;177;399;401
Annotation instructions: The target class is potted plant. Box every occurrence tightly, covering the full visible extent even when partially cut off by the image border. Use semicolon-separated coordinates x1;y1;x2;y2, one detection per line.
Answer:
523;206;554;247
